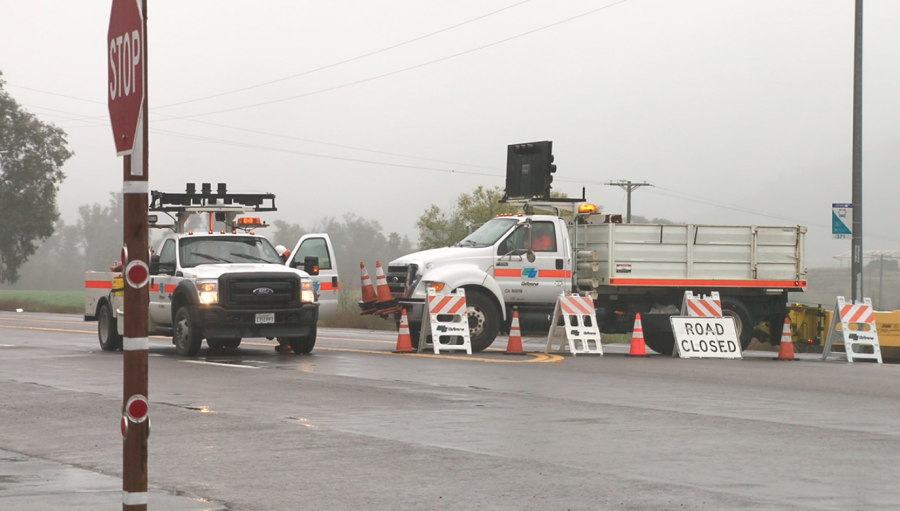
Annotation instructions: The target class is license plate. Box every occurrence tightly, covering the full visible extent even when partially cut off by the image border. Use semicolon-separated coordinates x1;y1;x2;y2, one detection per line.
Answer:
255;313;275;324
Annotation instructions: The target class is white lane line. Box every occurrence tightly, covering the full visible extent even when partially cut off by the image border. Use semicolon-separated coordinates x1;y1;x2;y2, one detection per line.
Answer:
180;360;258;369
0;344;15;347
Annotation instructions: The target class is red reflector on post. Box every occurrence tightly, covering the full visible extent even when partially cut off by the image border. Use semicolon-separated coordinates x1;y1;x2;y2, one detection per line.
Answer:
125;395;149;423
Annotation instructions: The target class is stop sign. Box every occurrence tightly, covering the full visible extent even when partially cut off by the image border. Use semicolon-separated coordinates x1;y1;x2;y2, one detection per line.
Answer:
107;0;144;155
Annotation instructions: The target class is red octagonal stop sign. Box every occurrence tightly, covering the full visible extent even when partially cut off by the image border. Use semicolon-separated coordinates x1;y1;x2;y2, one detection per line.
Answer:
107;0;144;155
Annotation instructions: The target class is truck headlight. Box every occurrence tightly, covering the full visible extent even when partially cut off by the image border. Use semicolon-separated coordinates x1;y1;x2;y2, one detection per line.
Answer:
301;280;315;303
196;280;218;305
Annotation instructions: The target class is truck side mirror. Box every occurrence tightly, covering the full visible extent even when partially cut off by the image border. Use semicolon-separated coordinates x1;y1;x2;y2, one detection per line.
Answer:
149;255;160;276
303;256;319;276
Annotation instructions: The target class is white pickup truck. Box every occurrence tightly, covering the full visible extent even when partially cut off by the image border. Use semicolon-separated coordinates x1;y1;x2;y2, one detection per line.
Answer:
384;205;807;353
85;230;339;355
84;183;341;355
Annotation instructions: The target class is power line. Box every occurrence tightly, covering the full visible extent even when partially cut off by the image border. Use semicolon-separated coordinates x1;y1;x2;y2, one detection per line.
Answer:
154;0;631;121
154;0;534;110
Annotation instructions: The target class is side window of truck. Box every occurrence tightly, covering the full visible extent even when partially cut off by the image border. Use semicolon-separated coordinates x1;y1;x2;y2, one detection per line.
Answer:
292;238;332;270
497;222;557;254
158;240;176;275
530;222;557;252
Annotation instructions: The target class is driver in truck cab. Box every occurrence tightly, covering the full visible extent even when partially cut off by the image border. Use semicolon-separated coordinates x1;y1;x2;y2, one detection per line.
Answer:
531;222;555;251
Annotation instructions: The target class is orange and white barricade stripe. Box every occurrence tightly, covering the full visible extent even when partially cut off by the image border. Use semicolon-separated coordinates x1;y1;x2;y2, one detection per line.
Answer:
545;293;602;356
681;291;722;317
426;287;471;355
822;296;882;364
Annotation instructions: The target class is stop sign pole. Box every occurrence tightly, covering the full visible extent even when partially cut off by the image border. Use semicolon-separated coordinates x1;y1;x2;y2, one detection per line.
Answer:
108;0;149;509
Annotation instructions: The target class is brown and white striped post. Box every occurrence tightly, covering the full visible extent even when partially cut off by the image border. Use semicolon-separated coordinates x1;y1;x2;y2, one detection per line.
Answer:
108;0;150;507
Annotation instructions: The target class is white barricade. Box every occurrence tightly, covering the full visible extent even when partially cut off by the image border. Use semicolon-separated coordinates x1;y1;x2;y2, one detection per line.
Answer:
681;291;722;317
423;287;472;355
822;296;882;364
672;290;724;357
545;293;603;356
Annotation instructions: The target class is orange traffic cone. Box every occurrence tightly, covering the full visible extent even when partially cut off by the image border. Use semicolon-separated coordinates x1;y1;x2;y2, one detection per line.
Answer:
505;310;525;355
358;262;377;314
776;316;797;361
627;313;650;357
373;261;400;314
393;308;415;353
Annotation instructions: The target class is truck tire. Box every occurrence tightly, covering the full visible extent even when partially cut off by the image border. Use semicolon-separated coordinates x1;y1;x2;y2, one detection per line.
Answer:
97;303;122;352
173;307;202;356
721;297;753;350
466;291;499;353
290;325;317;354
642;325;674;355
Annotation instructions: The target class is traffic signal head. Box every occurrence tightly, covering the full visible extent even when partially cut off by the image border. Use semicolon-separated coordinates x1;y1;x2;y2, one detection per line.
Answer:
505;140;555;200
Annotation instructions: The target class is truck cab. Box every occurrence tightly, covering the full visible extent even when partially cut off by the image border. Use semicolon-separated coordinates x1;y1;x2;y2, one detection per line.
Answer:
387;214;571;352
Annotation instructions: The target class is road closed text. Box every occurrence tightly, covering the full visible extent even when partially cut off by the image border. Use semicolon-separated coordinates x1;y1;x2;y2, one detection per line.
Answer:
670;317;742;359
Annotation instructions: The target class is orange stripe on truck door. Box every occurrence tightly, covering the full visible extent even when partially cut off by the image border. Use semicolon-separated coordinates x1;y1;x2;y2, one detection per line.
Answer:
85;280;112;289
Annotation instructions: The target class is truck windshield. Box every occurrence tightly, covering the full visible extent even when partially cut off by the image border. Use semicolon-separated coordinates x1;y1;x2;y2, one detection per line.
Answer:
179;236;283;268
457;218;519;247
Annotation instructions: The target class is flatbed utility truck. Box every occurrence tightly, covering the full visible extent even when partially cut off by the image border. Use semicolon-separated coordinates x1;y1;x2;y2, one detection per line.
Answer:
384;201;806;354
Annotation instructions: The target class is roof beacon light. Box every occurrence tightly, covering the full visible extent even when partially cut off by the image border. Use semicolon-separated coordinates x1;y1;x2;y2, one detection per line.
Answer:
578;203;598;214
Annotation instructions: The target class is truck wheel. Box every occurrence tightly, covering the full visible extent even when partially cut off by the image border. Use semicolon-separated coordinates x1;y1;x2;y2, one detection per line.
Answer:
97;303;122;352
642;327;674;355
173;307;202;356
721;298;754;350
290;325;317;354
466;291;499;352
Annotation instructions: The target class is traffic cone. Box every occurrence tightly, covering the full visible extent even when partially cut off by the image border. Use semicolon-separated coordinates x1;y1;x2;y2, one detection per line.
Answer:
627;313;650;357
358;262;377;314
776;316;797;361
393;308;415;353
504;310;525;355
373;261;400;315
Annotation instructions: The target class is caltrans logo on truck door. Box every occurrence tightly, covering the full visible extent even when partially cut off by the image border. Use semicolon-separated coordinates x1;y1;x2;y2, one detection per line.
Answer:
522;268;538;278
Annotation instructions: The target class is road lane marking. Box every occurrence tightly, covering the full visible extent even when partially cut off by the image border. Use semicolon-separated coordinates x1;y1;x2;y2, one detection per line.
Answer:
0;316;87;325
180;360;259;369
309;345;563;363
0;324;94;334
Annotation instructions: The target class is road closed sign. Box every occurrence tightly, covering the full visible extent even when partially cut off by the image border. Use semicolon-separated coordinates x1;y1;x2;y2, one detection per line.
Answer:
670;316;742;359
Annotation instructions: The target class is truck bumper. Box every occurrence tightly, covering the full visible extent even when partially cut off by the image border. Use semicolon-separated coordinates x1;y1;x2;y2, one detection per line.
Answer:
190;303;319;338
398;299;426;324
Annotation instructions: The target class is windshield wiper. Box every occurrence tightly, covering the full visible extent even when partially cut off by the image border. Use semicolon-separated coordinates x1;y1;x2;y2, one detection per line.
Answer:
189;251;230;263
230;252;271;263
457;240;477;246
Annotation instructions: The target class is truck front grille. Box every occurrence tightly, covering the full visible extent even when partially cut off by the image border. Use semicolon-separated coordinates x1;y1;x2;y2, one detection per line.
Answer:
219;273;300;310
387;264;417;297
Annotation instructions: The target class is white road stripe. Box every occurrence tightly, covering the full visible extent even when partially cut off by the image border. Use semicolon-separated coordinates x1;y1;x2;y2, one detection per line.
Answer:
180;360;258;369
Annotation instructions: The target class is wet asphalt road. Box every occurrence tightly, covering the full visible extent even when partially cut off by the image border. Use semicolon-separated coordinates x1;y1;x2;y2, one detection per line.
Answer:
1;311;899;510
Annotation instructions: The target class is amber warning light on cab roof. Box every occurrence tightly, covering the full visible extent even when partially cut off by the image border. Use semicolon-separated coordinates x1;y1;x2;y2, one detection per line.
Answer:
236;217;266;228
578;203;597;214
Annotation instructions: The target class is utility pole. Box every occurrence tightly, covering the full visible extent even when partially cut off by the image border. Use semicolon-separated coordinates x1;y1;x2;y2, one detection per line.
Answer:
605;180;652;223
851;0;864;302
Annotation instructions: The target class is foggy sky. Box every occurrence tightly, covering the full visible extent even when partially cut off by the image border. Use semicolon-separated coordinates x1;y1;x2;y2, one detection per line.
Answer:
2;0;898;267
